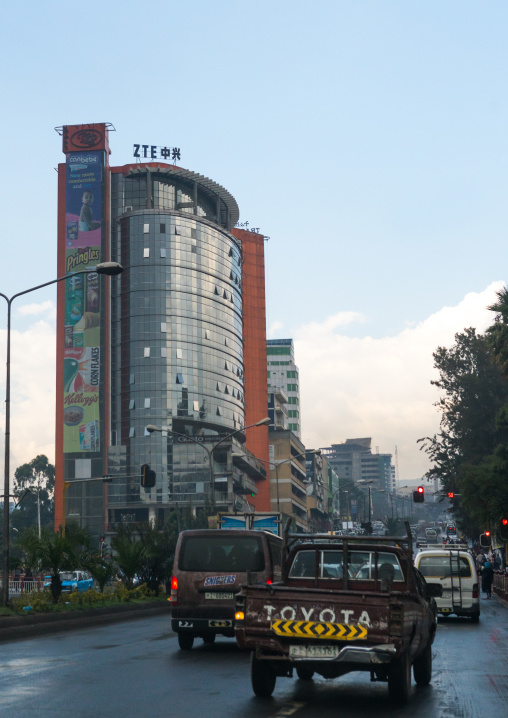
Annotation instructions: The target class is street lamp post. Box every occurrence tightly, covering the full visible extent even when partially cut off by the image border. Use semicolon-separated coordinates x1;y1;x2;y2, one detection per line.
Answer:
1;262;123;606
146;418;270;511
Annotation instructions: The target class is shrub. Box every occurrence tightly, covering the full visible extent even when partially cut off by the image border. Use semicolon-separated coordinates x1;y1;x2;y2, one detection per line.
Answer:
11;589;54;613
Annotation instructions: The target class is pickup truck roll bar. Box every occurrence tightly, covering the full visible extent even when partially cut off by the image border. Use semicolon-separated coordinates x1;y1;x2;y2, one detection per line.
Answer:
282;521;414;588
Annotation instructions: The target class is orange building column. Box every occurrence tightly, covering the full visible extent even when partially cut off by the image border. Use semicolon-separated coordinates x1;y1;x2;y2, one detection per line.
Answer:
233;229;271;511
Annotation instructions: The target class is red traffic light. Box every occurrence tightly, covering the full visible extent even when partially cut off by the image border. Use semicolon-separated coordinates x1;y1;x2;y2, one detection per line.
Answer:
448;492;454;498
502;518;508;526
480;532;492;547
413;487;425;503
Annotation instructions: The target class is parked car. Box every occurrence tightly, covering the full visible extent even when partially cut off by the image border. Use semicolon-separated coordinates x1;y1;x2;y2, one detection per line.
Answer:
44;571;94;593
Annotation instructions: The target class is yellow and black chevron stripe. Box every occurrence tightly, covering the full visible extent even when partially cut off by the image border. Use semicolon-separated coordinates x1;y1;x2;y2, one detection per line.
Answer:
270;620;368;641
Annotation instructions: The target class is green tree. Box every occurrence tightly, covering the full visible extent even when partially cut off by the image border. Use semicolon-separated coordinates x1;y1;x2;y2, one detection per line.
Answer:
419;327;508;531
83;556;115;593
419;328;508;483
12;455;55;533
487;286;508;377
17;522;92;602
136;520;178;592
111;524;146;589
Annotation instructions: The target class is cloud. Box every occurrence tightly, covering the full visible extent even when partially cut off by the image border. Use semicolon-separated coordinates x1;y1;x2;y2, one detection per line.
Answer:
294;281;505;481
268;320;284;338
17;301;56;319
0;314;56;476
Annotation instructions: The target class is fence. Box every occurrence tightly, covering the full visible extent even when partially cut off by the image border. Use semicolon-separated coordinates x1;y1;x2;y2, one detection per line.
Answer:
493;571;508;602
0;576;47;595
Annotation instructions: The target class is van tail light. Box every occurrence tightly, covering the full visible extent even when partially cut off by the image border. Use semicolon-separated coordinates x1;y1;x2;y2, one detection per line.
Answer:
170;575;178;606
472;584;479;599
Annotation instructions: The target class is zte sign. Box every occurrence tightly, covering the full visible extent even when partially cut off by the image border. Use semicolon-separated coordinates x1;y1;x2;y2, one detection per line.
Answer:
133;144;181;161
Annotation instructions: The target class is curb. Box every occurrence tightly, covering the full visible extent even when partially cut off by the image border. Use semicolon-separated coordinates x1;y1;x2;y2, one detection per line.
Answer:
0;601;171;643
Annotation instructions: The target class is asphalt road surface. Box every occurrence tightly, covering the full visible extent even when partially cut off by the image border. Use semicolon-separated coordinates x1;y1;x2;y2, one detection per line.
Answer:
1;595;507;718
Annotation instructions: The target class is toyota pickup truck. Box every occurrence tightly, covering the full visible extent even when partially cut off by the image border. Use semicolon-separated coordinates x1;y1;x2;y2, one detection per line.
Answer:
235;525;441;705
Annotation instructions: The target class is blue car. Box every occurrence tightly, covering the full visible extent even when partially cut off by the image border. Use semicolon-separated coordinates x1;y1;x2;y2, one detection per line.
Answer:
45;571;94;593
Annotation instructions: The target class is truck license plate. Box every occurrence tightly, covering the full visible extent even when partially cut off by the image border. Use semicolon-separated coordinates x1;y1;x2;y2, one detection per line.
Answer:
205;592;234;600
289;645;339;659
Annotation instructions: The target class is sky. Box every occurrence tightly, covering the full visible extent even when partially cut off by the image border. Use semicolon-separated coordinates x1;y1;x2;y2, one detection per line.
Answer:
1;1;508;483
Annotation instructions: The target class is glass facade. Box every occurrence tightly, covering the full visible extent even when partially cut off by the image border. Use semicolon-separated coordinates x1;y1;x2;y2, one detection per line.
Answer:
106;168;244;523
267;339;301;437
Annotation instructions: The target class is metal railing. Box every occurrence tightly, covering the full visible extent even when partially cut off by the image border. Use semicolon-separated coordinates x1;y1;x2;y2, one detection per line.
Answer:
0;576;47;595
493;570;508;602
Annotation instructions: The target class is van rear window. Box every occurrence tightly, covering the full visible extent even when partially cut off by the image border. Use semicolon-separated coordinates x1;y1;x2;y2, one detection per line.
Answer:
180;535;265;572
418;555;472;578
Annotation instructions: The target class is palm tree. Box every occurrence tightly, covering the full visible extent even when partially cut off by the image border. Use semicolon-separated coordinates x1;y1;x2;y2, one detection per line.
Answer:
111;525;146;589
136;521;178;592
84;557;115;593
18;522;92;602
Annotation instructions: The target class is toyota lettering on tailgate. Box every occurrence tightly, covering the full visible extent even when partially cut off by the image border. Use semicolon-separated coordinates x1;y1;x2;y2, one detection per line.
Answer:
204;575;237;587
262;604;372;627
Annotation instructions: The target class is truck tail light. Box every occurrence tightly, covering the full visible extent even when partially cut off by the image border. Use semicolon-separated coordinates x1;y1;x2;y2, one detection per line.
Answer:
170;575;178;606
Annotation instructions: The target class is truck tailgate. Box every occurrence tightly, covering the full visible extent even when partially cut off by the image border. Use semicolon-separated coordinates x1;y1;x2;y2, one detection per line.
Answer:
237;584;400;650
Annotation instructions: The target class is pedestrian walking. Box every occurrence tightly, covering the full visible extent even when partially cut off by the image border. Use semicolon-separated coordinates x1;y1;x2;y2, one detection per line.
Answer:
481;561;494;599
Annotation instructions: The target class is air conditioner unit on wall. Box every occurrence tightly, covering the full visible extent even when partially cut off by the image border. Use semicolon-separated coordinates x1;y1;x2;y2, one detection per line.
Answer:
123;206;133;213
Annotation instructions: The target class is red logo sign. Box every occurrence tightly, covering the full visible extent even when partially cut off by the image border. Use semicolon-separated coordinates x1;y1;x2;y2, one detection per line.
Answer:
70;129;103;148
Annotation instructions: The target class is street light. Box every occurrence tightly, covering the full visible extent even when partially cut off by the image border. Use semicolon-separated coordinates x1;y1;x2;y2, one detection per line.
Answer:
146;417;270;510
1;261;123;606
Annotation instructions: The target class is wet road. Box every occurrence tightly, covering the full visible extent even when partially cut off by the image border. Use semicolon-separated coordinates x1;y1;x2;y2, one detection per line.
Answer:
0;595;507;718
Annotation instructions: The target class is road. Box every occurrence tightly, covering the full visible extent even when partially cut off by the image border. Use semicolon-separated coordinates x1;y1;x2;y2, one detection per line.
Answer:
0;595;507;718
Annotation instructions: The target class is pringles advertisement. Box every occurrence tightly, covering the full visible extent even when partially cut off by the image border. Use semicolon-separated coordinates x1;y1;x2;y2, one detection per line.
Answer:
63;149;104;453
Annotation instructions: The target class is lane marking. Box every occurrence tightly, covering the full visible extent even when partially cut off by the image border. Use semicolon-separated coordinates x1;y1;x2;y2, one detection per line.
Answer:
271;702;305;717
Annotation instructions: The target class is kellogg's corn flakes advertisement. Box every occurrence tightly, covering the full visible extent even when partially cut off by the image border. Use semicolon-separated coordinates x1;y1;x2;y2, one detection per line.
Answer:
63;392;100;453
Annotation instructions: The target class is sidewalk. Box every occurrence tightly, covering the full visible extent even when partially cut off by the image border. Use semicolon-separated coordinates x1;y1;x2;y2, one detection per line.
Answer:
0;600;171;643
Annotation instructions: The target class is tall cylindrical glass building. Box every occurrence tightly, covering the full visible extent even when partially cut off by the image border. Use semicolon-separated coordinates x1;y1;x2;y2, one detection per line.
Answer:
108;165;245;522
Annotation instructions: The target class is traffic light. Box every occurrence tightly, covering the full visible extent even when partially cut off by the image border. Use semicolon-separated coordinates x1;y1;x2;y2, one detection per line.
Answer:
448;492;454;499
413;486;425;503
480;531;492;547
499;517;508;541
141;463;156;488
